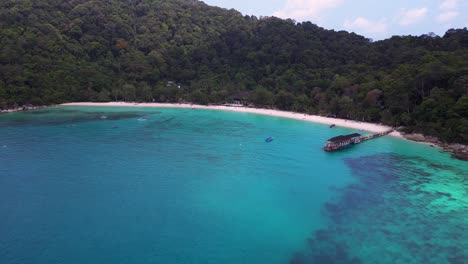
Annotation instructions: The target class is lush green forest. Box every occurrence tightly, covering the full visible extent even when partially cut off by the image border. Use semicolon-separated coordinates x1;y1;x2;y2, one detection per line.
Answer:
0;0;467;143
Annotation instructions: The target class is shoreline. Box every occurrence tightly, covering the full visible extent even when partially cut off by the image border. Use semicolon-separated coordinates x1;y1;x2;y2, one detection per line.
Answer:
3;102;465;160
63;102;468;160
60;102;403;137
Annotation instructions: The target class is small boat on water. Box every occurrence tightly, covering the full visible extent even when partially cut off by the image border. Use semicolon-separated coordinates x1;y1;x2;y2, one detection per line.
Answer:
265;137;274;142
137;118;148;122
330;124;336;128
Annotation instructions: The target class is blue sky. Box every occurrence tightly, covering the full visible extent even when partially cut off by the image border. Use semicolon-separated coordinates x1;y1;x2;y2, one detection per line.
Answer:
203;0;467;40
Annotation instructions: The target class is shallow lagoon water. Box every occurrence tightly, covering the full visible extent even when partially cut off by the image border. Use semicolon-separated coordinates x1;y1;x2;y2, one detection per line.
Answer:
0;106;466;264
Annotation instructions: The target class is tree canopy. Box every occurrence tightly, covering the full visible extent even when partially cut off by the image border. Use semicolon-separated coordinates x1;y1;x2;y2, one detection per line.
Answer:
0;0;467;143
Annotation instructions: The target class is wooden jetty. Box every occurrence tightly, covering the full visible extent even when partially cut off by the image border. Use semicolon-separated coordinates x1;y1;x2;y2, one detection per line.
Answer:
323;129;394;152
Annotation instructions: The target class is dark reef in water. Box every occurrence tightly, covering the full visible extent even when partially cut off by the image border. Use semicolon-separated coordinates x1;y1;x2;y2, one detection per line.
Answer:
290;153;467;264
0;108;152;128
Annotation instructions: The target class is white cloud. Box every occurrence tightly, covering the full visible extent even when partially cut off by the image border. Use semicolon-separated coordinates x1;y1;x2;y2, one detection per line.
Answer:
437;11;459;22
398;7;428;26
344;17;388;34
273;0;344;20
439;0;457;10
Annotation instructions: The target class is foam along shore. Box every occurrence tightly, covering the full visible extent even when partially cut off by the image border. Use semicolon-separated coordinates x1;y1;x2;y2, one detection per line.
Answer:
61;102;403;137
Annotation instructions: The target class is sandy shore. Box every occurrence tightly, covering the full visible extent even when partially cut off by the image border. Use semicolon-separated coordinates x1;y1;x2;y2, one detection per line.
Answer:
61;102;403;137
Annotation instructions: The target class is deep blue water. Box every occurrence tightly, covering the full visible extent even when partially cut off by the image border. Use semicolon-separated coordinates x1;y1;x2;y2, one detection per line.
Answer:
0;106;466;264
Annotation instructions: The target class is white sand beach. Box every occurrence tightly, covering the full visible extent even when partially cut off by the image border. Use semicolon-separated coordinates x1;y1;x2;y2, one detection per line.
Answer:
61;102;403;137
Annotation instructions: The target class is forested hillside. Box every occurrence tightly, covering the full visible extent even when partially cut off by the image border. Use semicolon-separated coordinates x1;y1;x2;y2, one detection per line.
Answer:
1;0;467;143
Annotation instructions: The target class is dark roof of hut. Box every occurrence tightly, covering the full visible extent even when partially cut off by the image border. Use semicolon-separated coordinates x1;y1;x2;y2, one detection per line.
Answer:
327;133;361;143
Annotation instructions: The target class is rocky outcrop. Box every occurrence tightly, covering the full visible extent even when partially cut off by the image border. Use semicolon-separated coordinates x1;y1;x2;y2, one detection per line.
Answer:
404;133;426;142
444;143;468;161
402;132;468;161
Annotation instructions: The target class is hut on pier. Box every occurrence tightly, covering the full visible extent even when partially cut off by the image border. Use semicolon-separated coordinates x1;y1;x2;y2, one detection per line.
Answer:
324;133;362;151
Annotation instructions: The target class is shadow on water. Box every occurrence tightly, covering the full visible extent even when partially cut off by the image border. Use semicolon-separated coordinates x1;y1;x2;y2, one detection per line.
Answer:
289;153;467;264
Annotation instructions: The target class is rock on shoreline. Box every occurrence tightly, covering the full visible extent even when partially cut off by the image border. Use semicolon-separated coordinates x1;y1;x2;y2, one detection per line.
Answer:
402;133;468;161
0;105;47;114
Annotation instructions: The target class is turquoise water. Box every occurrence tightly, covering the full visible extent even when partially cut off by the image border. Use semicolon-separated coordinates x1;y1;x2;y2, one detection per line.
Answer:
0;106;466;264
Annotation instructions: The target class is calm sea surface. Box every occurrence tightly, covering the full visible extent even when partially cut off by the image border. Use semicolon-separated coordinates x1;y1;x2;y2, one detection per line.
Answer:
0;106;466;264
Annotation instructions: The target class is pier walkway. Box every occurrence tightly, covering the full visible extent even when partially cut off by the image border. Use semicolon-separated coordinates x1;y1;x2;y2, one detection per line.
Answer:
324;129;394;152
